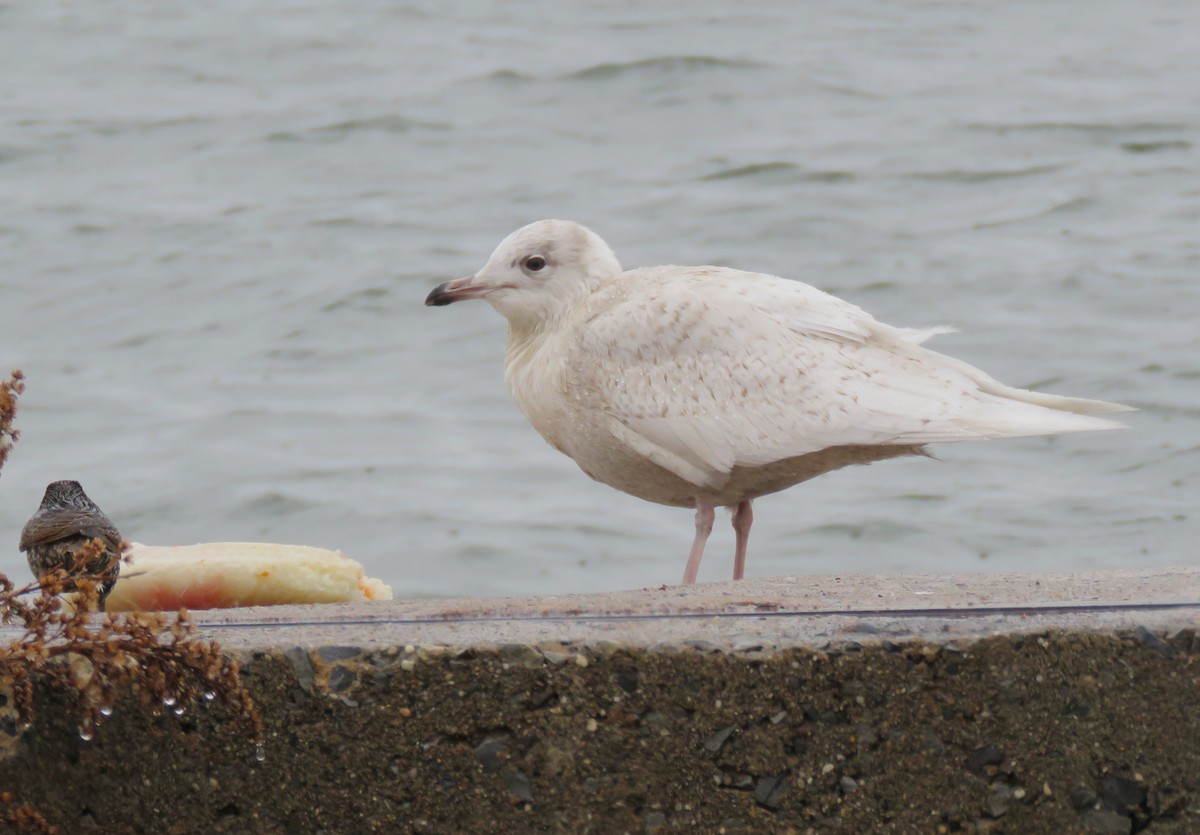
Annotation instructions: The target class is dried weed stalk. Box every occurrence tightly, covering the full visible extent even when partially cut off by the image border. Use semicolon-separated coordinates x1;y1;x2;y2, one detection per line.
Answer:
0;369;262;831
0;541;263;748
1;369;260;753
0;369;23;477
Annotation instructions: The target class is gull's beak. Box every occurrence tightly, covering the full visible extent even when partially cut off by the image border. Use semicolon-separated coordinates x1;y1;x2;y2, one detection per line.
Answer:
425;275;491;306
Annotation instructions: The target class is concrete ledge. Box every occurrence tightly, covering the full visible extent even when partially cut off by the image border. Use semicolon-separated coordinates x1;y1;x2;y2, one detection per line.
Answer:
2;568;1199;833
190;566;1200;652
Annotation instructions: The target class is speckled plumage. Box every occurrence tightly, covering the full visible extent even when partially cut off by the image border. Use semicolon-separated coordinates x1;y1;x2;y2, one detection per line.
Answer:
426;220;1131;584
19;480;123;608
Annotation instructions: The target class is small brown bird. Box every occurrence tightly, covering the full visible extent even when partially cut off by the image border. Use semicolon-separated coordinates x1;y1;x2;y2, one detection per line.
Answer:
19;480;123;609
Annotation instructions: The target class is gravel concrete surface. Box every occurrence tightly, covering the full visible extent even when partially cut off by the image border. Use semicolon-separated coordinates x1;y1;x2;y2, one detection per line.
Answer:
3;568;1199;833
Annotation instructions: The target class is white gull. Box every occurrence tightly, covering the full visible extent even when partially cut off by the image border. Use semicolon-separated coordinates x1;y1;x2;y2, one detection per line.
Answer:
426;219;1130;584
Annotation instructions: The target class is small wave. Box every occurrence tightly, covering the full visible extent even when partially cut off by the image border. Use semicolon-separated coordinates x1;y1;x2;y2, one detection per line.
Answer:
902;163;1068;183
857;280;899;293
307;215;412;230
114;332;159;350
817;83;883;100
808;520;922;540
265;348;318;361
265;115;449;143
562;55;765;81
1120;140;1192;154
702;161;798;181
0;144;33;165
308;216;365;228
316;115;449;134
104;116;215;135
701;162;854;183
467;69;536;85
965;120;1191;136
973;196;1095;229
804;170;856;183
239;492;318;516
1033;196;1095;217
321;287;391;314
1115;443;1200;473
17;116;212;139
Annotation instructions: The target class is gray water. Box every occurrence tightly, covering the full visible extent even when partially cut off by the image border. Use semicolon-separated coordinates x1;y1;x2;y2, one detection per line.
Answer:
1;1;1197;598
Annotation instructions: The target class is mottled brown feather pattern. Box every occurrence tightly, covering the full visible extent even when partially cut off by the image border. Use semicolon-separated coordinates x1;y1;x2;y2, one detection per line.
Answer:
19;481;123;608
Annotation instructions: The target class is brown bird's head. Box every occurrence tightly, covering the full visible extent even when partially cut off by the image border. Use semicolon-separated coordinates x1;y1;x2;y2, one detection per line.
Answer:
38;479;100;513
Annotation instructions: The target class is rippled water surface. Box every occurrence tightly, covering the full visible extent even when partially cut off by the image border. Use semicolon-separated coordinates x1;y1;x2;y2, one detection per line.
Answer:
2;1;1197;597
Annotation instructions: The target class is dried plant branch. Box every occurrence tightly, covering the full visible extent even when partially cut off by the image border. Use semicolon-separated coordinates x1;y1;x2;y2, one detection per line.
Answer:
0;369;23;477
0;369;262;830
0;553;263;749
2;369;260;751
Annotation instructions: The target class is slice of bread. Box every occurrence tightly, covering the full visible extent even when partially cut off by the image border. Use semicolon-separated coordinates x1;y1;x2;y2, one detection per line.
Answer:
104;542;392;611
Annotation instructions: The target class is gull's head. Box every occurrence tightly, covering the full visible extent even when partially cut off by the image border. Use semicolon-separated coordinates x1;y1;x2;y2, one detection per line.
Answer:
425;220;622;330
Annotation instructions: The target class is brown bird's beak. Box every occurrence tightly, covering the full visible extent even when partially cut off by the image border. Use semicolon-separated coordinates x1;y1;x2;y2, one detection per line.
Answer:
425;275;491;306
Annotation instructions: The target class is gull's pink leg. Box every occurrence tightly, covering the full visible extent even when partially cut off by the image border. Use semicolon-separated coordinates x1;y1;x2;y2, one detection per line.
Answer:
681;502;715;584
732;500;753;580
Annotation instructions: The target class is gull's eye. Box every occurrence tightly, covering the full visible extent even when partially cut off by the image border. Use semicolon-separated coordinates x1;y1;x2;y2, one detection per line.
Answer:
522;255;546;273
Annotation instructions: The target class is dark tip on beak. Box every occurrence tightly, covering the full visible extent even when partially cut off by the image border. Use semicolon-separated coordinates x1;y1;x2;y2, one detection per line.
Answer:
426;275;495;306
425;282;454;307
